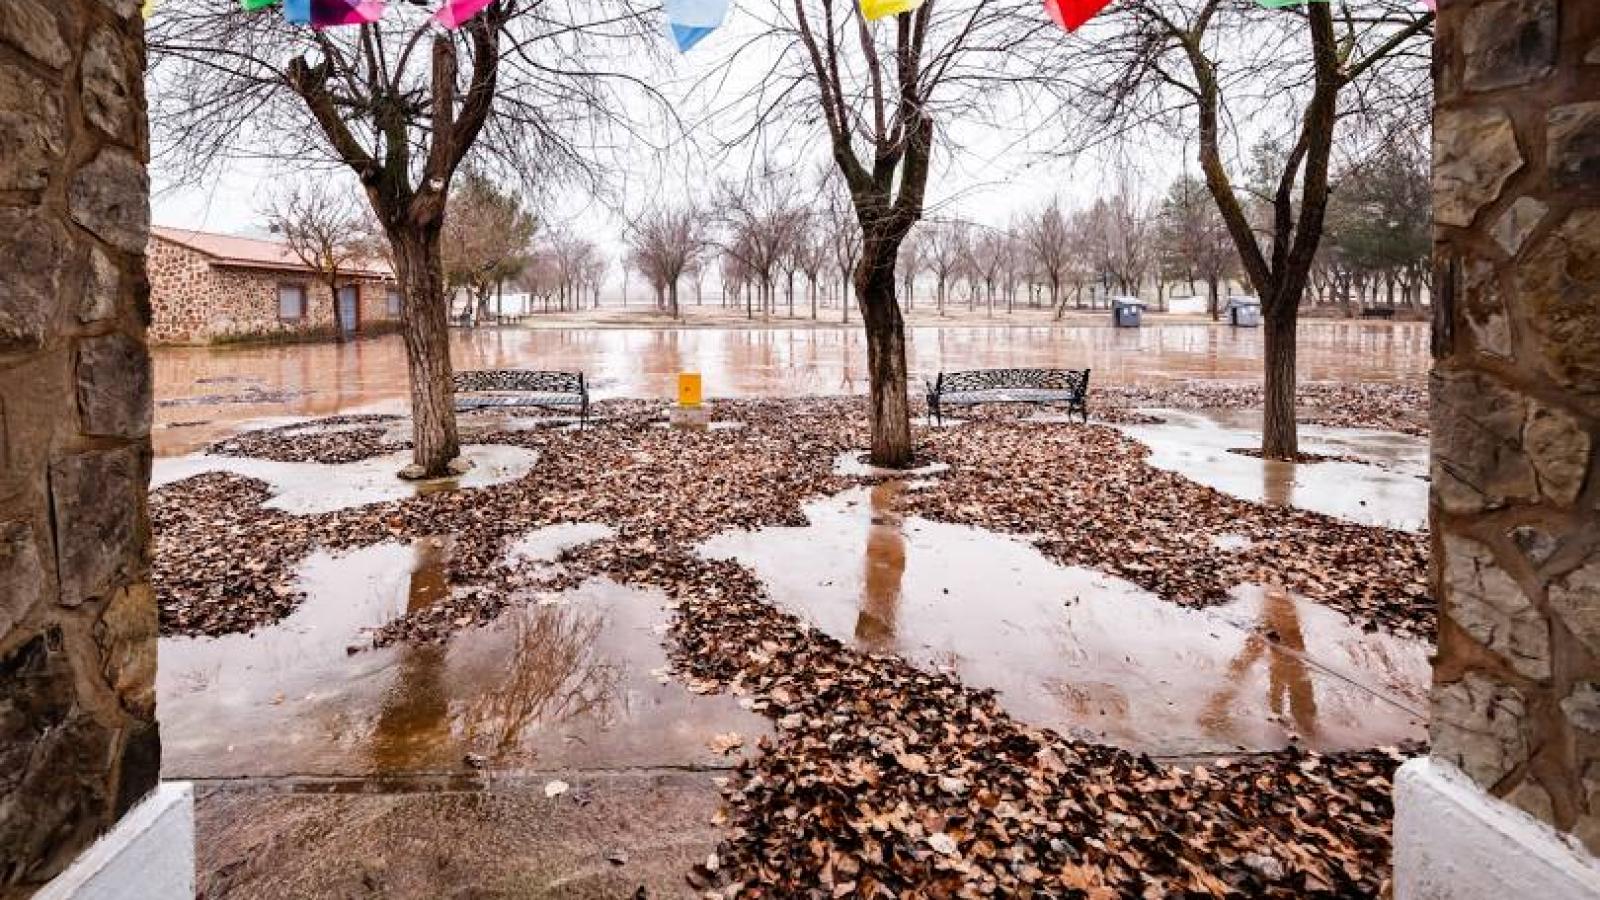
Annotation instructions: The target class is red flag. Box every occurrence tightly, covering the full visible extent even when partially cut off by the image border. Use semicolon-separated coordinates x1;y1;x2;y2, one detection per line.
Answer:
1045;0;1112;31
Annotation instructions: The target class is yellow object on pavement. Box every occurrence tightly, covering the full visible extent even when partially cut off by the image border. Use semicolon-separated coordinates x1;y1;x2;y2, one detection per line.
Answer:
677;372;703;409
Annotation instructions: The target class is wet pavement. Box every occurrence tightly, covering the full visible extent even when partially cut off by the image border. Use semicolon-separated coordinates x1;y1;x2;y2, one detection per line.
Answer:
151;444;541;515
1115;408;1429;532
159;529;767;780
152;323;1429;455
700;484;1428;756
195;772;725;899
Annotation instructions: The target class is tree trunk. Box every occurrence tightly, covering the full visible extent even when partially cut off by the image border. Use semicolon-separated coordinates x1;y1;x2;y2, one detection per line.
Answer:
856;240;912;468
1208;277;1221;321
390;225;461;478
328;276;349;342
1261;298;1298;460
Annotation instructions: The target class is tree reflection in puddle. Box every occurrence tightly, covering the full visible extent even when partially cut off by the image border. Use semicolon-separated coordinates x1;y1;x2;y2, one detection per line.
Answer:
702;487;1429;756
159;531;762;780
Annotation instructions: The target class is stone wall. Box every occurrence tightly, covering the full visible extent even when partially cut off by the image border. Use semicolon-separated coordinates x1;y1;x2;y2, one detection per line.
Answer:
147;234;399;344
1431;0;1600;851
0;0;160;895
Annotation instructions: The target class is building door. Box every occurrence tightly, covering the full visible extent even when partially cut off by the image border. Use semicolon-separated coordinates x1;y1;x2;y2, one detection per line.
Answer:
338;286;360;336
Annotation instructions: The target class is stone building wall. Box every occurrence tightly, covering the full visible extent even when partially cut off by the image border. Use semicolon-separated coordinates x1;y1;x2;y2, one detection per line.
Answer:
1431;0;1600;851
147;234;399;344
0;0;160;895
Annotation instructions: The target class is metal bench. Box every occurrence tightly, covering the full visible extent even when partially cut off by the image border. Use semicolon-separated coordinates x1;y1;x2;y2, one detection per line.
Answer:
452;369;589;426
926;368;1090;425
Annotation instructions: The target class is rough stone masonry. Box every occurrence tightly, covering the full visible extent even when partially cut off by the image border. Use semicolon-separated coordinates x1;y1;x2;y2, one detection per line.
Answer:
1432;0;1600;853
0;0;159;895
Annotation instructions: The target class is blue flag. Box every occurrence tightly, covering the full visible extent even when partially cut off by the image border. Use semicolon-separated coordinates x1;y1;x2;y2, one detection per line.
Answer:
284;0;311;23
665;0;727;52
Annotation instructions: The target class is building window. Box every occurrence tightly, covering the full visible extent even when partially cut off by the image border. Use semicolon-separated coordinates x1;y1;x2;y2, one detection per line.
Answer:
386;288;402;317
278;283;308;322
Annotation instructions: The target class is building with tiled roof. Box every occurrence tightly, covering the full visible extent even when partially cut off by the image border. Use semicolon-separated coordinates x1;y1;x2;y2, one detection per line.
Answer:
148;226;399;344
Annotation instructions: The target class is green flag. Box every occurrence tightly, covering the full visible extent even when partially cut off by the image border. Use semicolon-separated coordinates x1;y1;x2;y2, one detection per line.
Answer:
242;0;278;10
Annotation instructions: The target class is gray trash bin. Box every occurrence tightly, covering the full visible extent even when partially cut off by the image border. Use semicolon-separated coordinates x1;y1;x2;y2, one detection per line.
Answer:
1226;297;1261;327
1112;297;1144;328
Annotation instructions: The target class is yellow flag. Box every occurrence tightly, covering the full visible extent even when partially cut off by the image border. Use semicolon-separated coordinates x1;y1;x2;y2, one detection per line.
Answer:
861;0;926;21
142;0;158;17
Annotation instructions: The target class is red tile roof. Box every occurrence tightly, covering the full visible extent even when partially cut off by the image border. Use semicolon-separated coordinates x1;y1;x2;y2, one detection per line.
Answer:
152;226;393;279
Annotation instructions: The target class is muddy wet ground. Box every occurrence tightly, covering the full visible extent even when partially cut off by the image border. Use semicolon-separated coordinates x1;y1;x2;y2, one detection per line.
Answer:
155;324;1432;897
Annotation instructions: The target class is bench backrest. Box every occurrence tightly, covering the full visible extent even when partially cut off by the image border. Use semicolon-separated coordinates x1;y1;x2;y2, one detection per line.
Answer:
937;368;1088;395
453;370;585;394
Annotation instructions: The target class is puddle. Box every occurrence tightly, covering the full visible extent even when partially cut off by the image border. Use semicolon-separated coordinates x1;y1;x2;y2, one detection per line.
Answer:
158;529;766;779
1211;533;1253;552
150;444;540;515
699;485;1428;756
912;416;968;428
1114;409;1428;532
833;451;951;479
507;523;618;567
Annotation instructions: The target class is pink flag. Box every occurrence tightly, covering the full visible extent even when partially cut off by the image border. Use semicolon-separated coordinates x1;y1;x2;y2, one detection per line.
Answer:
1422;0;1436;8
310;0;383;26
433;0;494;29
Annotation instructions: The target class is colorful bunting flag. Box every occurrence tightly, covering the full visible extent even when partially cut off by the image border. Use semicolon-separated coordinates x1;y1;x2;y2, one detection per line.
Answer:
433;0;494;29
242;0;278;9
860;0;926;21
665;0;728;52
1422;0;1436;8
141;0;158;18
1044;0;1111;31
284;0;312;23
311;0;385;26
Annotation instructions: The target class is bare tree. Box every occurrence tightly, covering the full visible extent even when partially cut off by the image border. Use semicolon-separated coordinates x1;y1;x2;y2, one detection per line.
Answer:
1088;191;1154;297
821;171;861;325
717;171;802;321
704;0;1060;465
922;221;964;317
1023;197;1072;314
967;227;1008;316
262;180;369;341
150;1;663;477
897;233;922;313
1057;0;1432;457
626;204;708;319
1158;175;1236;319
792;215;830;320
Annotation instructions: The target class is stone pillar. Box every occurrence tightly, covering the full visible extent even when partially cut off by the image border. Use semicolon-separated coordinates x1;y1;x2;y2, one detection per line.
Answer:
1400;0;1600;895
0;0;158;896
